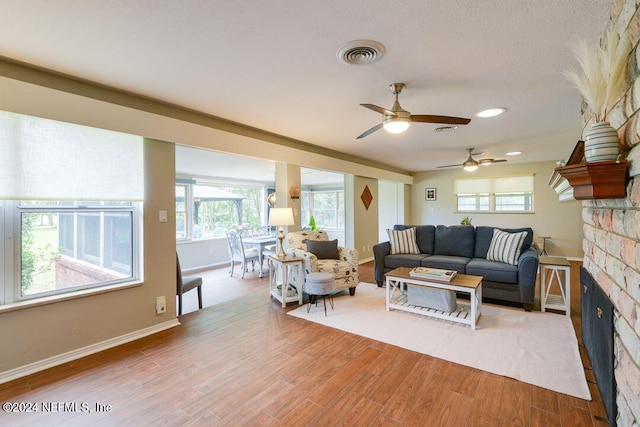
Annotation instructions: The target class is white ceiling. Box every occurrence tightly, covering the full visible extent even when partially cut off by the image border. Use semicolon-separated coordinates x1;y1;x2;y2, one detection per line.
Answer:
1;0;610;177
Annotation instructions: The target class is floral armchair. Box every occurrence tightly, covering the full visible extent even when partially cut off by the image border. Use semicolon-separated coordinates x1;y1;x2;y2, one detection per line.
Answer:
284;231;359;295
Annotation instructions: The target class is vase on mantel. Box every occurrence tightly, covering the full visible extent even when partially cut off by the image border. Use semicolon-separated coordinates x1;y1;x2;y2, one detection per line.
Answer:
584;122;620;163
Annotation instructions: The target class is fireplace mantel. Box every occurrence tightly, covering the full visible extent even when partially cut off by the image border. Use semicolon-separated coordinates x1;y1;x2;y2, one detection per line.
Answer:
555;160;628;200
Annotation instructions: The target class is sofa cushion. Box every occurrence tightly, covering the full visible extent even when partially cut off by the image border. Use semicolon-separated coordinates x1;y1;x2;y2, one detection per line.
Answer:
420;255;469;274
387;227;420;254
466;258;519;284
305;239;339;259
385;254;427;269
433;225;475;258
487;229;528;265
394;225;435;254
475;226;534;258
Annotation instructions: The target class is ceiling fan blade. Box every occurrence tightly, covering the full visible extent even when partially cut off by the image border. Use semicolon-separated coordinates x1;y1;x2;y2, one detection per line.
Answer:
410;115;471;125
479;158;508;165
437;163;463;168
361;104;395;116
356;123;384;139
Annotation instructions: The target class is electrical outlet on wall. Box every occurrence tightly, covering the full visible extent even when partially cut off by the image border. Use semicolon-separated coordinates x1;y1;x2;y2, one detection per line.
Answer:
156;296;166;314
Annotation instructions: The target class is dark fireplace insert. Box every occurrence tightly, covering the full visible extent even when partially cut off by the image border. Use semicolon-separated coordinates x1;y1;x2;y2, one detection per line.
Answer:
581;267;615;426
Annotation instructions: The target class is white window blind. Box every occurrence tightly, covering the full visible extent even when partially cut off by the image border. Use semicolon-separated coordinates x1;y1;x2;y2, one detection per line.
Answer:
0;110;143;201
455;178;492;194
493;175;534;193
455;175;533;194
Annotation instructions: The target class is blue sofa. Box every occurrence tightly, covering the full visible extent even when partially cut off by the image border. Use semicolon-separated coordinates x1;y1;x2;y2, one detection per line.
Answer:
373;224;539;311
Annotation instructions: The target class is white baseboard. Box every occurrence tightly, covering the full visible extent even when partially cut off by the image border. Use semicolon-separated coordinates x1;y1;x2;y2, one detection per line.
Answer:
359;256;374;264
0;319;181;385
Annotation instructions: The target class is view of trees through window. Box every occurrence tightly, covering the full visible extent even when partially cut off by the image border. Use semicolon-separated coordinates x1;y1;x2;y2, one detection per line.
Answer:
301;190;344;229
177;183;268;240
177;184;346;240
21;211;60;295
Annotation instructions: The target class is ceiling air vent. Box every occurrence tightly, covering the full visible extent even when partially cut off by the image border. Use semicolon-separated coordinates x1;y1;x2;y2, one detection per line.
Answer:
337;40;385;65
434;125;458;132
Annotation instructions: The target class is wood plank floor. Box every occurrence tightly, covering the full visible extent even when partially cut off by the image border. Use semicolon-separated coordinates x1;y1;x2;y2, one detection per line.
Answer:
0;261;609;426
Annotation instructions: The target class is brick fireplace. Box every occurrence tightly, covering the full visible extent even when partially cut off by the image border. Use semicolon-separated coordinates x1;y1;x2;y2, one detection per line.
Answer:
580;2;640;425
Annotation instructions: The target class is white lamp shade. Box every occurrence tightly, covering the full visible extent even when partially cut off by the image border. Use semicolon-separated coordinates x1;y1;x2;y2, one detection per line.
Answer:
268;207;295;226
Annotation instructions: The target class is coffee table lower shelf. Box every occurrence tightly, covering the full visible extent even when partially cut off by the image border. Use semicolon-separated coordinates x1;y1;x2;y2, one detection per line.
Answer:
385;268;483;330
388;293;474;324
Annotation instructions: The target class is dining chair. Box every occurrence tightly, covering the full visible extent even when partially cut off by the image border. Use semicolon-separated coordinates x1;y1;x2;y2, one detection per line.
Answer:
176;253;203;315
225;230;260;278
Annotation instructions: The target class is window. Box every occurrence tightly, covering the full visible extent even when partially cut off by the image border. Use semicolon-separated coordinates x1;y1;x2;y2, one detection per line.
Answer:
495;193;533;211
16;201;136;300
176;181;267;240
175;184;188;239
301;190;344;229
0;110;143;305
457;193;490;211
455;175;534;213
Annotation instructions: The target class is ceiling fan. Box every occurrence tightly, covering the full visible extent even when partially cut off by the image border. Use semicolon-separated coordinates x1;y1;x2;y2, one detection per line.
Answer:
437;148;507;172
357;83;471;139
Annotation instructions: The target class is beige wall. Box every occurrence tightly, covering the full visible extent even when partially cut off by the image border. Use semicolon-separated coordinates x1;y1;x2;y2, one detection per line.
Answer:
0;138;176;374
411;161;584;258
350;176;379;261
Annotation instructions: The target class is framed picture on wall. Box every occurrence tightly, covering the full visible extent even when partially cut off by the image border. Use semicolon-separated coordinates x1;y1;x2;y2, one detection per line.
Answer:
425;188;437;201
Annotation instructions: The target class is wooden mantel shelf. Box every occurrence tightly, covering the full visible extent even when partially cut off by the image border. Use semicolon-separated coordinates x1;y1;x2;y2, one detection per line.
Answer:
554;160;628;200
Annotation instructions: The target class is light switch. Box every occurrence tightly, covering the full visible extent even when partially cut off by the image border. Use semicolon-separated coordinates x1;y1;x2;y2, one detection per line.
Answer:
159;210;168;223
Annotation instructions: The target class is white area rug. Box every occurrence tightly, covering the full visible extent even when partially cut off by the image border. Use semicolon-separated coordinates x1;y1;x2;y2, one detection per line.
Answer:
288;283;590;400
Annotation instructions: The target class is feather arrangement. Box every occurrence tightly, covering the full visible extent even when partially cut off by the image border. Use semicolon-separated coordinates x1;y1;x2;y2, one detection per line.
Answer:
564;27;632;123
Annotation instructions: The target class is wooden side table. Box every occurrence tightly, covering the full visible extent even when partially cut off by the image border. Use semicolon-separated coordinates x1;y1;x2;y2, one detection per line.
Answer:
539;256;571;316
268;254;303;308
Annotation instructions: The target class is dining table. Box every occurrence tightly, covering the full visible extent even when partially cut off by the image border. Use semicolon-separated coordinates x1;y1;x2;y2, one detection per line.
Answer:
242;235;277;278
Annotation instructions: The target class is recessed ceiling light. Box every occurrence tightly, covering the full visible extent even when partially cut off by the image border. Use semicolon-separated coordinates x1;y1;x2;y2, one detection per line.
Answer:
476;108;506;118
434;125;458;132
506;151;522;156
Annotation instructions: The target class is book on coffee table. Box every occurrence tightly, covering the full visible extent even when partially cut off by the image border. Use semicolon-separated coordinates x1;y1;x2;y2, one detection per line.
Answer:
409;267;457;282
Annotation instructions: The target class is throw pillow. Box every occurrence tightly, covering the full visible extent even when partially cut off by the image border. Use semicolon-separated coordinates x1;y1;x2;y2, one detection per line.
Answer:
305;239;340;259
387;227;420;255
487;229;528;265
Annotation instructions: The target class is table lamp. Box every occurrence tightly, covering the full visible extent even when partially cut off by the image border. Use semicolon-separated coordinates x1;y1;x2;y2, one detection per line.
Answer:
268;207;295;258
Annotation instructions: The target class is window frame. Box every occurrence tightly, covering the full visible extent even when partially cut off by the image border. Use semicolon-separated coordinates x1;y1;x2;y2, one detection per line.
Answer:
454;175;534;214
10;201;141;303
301;189;345;230
176;180;270;242
175;184;190;242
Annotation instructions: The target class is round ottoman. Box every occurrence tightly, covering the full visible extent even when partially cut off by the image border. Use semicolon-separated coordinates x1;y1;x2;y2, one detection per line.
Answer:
305;272;335;316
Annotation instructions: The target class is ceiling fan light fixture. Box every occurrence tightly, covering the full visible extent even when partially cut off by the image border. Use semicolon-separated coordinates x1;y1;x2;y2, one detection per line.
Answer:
476;108;506;118
383;117;411;134
463;151;479;172
463;163;479;172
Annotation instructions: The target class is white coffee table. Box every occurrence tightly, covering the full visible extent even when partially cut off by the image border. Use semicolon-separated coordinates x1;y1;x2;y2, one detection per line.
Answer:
385;267;483;330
